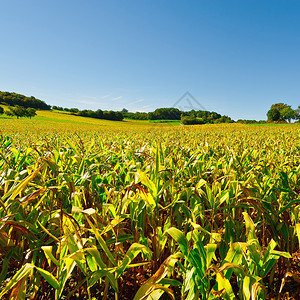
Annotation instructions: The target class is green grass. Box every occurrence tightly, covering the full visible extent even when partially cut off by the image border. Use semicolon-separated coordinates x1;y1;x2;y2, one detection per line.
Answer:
149;119;181;124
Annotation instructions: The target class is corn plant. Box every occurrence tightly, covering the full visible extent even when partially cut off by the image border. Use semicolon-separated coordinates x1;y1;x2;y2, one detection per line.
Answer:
0;124;299;299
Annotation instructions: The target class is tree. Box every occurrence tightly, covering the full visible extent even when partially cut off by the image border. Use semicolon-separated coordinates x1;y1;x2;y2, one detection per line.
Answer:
14;106;27;118
95;109;103;119
4;106;36;119
25;107;37;119
69;108;79;113
149;108;181;120
281;107;295;123
267;103;297;122
267;108;281;121
0;106;4;115
6;106;26;118
214;115;234;123
181;116;205;125
52;106;64;111
269;103;293;121
270;103;290;111
5;110;14;117
294;106;300;121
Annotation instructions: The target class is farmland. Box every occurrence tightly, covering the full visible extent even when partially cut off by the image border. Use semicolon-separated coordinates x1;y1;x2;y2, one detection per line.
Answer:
0;112;300;299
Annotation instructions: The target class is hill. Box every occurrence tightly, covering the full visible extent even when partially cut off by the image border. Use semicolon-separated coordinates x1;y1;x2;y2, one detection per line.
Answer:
0;91;51;110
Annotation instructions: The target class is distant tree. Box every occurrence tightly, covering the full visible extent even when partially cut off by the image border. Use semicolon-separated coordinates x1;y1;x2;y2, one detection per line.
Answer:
95;109;103;119
52;106;64;111
294;106;300;121
69;108;79;113
281;107;295;123
267;108;281;121
0;106;4;115
121;108;128;113
77;109;88;117
149;108;181;120
270;103;290;112
25;107;37;119
267;103;297;122
122;111;149;120
180;109;230;124
5;110;14;117
15;106;27;118
86;110;97;118
115;111;124;121
268;103;294;121
214;116;234;123
181;116;205;125
6;106;26;118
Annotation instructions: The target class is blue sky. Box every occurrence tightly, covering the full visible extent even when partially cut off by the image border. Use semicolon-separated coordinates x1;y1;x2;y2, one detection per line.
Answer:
1;0;300;120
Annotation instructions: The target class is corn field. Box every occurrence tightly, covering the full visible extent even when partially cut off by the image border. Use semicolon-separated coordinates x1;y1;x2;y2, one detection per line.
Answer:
1;123;300;299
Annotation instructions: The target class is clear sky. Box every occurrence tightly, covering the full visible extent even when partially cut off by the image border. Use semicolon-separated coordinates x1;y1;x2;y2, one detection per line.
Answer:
1;0;300;120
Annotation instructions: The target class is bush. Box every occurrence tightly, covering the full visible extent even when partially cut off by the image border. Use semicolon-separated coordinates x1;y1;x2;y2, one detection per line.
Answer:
181;116;205;125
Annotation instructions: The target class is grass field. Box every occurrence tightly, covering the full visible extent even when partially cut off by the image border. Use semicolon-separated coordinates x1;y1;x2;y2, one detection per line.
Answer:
0;111;300;299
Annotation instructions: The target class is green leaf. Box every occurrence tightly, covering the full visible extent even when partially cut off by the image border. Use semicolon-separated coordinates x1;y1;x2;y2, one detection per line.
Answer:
219;190;229;205
247;241;262;267
205;183;215;208
270;250;291;259
242;212;256;240
34;265;59;289
188;249;205;279
278;199;300;215
88;270;118;292
84;216;116;266
56;257;77;299
216;272;235;300
263;239;277;264
116;243;149;278
0;264;34;298
224;242;246;279
86;247;107;268
206;243;217;268
166;227;188;257
41;246;59;267
10;164;43;200
159;278;182;287
139;172;157;197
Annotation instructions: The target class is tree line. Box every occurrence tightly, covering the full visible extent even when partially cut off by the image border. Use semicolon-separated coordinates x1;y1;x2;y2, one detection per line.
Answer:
6;91;299;125
53;107;233;124
181;110;233;124
0;91;51;110
77;109;124;121
122;107;233;124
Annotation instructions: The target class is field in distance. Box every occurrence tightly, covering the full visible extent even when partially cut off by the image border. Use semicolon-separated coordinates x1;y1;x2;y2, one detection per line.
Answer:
0;108;152;131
